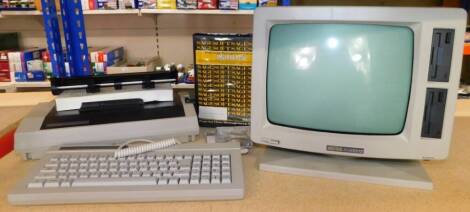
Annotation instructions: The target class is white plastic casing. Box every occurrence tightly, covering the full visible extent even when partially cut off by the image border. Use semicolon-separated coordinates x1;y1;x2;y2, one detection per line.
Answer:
251;7;467;160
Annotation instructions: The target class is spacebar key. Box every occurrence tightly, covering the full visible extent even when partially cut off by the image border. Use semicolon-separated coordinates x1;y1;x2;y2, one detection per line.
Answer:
72;178;156;187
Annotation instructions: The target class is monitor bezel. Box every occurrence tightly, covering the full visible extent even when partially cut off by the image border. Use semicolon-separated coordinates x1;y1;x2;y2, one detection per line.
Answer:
251;7;466;160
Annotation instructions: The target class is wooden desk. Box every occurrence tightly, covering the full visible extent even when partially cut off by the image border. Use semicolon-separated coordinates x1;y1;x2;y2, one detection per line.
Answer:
0;93;470;211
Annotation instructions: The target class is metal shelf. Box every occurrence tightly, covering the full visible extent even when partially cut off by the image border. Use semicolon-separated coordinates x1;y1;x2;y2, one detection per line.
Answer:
141;9;253;15
0;9;253;17
0;82;15;92
14;81;51;88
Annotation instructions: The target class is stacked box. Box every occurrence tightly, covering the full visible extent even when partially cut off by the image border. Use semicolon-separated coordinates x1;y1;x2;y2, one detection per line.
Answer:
0;51;10;82
157;0;176;9
81;0;90;10
139;0;156;8
219;0;237;10
239;0;256;10
8;48;46;82
259;0;276;6
34;0;61;11
197;0;216;9
41;51;52;78
97;0;118;9
278;0;290;6
118;0;133;8
1;0;36;10
193;33;253;127
42;49;71;78
89;0;97;9
90;47;125;76
176;0;196;9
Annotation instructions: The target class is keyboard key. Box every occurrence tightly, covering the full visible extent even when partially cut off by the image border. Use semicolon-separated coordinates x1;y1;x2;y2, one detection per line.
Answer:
58;173;68;179
100;172;111;178
40;167;57;173
201;176;210;184
190;177;199;184
131;171;142;177
89;156;97;161
211;176;221;184
59;163;69;168
201;171;210;177
120;172;131;178
157;178;168;185
68;174;78;179
222;176;231;184
179;177;189;184
142;171;152;177
27;180;44;188
60;180;72;187
169;178;179;185
72;178;156;187
44;163;59;168
111;172;120;178
44;180;60;188
35;174;57;180
90;173;99;178
79;173;89;179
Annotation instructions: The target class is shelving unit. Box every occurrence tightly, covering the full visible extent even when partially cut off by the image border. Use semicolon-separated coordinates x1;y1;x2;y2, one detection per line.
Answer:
0;6;252;92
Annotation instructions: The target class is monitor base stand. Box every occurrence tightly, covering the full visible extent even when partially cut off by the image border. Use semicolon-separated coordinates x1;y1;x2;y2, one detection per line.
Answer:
259;147;433;190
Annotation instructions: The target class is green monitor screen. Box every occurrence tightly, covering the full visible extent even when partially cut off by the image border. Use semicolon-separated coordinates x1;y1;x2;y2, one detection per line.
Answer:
267;24;413;135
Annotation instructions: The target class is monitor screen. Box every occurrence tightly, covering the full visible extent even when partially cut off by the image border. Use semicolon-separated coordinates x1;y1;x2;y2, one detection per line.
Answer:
267;23;413;135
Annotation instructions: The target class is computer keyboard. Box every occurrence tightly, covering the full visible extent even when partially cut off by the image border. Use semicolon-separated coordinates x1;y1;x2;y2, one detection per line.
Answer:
8;142;244;205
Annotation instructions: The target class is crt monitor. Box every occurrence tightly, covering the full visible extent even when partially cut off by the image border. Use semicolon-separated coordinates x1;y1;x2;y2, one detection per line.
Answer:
251;7;467;160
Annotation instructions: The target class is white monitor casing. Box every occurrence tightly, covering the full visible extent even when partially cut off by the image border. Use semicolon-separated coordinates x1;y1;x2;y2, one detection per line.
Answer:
251;7;467;160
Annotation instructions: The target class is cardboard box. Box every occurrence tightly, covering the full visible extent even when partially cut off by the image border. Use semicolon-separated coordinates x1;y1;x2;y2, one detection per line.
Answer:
197;0;216;9
219;0;237;10
259;0;276;7
8;48;46;82
0;51;11;82
176;0;196;9
157;0;176;9
239;0;257;10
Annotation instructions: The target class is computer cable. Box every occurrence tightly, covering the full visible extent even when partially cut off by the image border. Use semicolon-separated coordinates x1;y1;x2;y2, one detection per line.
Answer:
114;138;180;158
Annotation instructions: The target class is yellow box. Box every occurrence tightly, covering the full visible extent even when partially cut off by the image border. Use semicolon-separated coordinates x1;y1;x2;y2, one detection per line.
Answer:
157;0;176;9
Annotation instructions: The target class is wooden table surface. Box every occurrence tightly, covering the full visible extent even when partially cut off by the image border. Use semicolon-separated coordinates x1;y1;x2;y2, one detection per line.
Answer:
0;92;469;211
